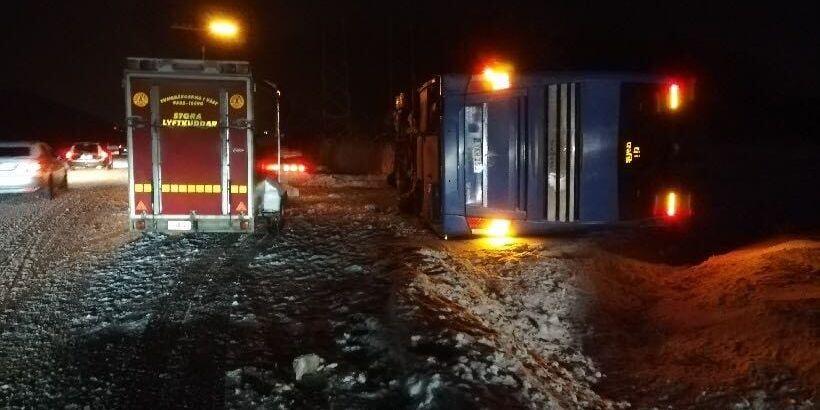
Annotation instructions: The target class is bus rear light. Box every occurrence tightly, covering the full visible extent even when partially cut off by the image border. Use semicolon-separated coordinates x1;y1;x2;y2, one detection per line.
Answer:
654;190;692;220
668;83;681;111
666;191;678;217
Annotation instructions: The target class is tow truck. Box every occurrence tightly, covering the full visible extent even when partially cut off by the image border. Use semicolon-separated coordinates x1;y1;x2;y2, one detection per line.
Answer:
124;57;283;233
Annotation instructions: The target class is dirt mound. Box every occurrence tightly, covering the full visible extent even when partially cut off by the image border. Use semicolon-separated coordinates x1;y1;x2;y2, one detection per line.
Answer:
586;238;819;408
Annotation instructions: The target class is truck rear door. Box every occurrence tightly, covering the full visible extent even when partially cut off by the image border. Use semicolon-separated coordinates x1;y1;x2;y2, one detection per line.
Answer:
126;59;253;232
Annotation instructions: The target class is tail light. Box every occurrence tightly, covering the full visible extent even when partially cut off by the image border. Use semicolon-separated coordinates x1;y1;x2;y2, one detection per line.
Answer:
654;190;692;220
668;83;681;111
65;150;75;160
263;162;306;173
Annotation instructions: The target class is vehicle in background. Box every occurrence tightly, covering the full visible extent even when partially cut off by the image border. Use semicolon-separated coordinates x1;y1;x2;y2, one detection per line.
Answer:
125;57;283;233
107;144;129;169
0;141;68;198
256;148;311;183
106;144;126;155
66;142;112;169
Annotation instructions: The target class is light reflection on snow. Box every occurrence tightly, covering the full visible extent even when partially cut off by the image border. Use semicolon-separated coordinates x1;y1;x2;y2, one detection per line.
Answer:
477;236;518;249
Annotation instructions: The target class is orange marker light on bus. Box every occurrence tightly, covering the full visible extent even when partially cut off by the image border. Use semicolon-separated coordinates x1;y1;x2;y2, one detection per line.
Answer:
483;66;511;90
486;219;511;237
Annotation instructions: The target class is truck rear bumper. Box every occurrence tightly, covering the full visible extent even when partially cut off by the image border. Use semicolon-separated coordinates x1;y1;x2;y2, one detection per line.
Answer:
130;215;254;233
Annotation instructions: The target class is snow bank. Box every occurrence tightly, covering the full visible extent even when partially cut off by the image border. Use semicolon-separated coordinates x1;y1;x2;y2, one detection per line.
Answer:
583;237;820;408
406;240;617;408
291;174;387;188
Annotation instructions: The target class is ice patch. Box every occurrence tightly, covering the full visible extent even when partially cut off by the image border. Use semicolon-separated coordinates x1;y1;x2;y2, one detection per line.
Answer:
293;353;324;381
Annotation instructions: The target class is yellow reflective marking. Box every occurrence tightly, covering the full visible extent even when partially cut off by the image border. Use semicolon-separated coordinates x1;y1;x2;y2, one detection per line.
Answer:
143;184;152;193
230;185;238;194
155;183;224;193
238;185;247;194
134;184;143;193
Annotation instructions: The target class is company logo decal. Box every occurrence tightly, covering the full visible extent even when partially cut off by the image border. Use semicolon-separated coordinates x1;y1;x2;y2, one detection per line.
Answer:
132;92;149;107
229;94;245;109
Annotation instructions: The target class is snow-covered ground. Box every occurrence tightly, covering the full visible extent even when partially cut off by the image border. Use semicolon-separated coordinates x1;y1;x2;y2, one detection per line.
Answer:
1;173;817;408
66;168;129;188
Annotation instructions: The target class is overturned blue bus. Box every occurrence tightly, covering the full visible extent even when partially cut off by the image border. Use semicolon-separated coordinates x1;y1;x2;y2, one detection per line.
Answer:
392;70;697;238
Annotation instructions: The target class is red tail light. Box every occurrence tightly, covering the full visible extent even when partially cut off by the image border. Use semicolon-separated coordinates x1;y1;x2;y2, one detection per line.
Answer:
668;83;681;111
262;162;306;173
666;192;678;217
654;190;692;220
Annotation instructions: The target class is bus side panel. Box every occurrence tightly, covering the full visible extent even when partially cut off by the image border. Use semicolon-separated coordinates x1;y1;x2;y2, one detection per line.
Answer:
129;78;154;215
158;83;223;215
226;84;250;215
578;80;620;222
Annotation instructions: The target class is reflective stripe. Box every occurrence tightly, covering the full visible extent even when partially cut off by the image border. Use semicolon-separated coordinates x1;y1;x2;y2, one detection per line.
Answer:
152;183;227;194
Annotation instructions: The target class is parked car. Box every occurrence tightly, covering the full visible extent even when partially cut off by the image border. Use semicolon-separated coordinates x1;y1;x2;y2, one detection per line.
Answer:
0;141;68;198
107;144;129;169
65;142;112;169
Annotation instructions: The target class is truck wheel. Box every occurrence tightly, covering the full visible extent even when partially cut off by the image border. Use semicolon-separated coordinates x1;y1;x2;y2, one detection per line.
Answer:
268;214;283;234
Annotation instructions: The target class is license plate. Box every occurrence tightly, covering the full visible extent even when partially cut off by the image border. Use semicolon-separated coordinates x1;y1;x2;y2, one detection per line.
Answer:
81;154;92;160
167;220;192;231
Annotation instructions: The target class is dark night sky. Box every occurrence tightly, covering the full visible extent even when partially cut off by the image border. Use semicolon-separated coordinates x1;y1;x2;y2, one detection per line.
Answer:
2;1;818;143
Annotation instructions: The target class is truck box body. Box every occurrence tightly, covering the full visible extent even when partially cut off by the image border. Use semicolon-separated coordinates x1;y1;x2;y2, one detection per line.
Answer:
398;72;697;237
125;58;256;232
